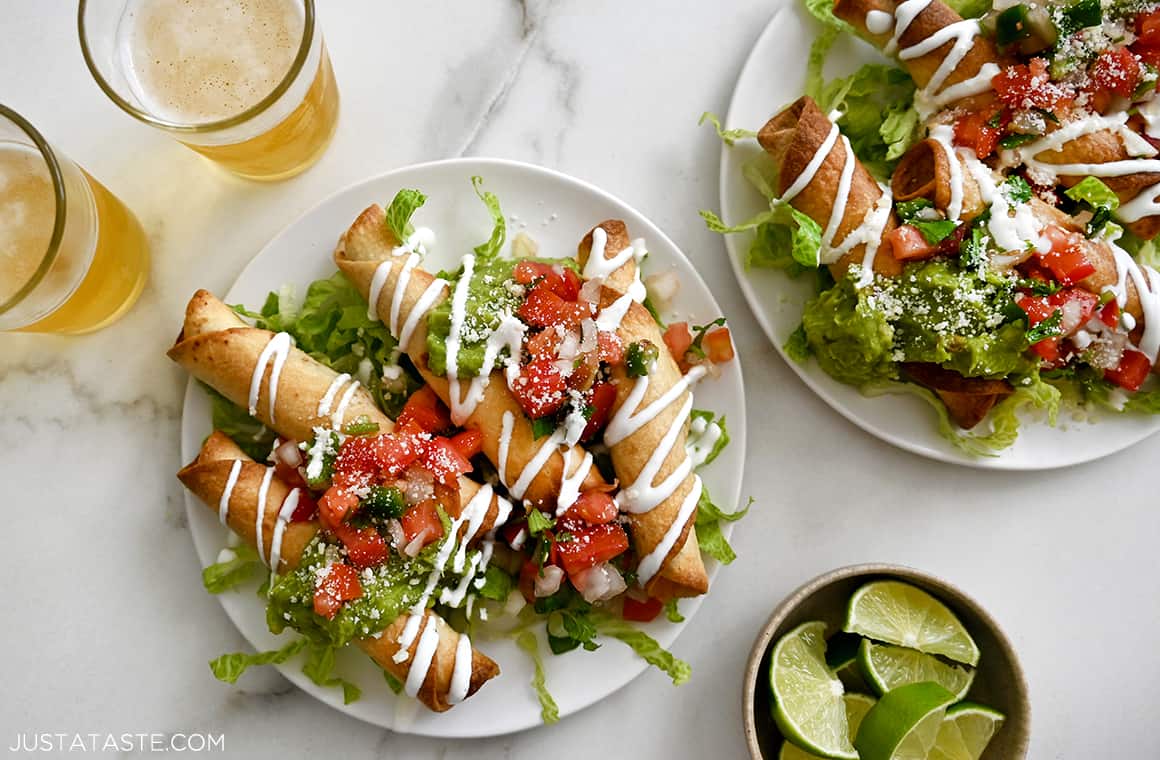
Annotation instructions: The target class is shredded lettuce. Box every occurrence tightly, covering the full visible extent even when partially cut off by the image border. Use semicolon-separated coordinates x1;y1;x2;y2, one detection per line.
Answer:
470;176;506;259
204;385;274;461
784;324;812;362
383;669;405;695
663;599;685;623
591;613;692;686
202;545;263;594
695;489;751;565
515;631;559;724
384;189;427;243
302;643;362;704
944;0;991;18
233;272;415;419
801;0;850;100
820;65;921;179
209;638;307;684
1065;177;1120;210
701;205;823;269
698;112;757;146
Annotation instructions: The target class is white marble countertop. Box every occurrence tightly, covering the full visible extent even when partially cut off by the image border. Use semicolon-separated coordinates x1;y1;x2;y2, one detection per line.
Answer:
3;1;1158;757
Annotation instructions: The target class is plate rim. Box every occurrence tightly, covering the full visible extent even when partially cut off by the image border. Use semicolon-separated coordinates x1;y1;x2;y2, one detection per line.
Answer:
179;156;748;735
716;8;1160;471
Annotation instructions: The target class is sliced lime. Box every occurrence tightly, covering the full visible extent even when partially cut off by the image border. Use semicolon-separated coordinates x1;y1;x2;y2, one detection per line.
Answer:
779;693;877;760
769;621;858;759
845;581;980;666
928;703;1006;760
854;681;957;760
859;639;976;699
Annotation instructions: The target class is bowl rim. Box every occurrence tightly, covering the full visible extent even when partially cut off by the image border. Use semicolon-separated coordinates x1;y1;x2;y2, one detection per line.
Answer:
741;563;1031;760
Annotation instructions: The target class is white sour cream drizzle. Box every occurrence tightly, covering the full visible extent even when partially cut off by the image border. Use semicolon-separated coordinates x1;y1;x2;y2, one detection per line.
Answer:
447;631;474;704
267;488;300;574
606;364;707;447
317;373;351;418
317;372;362;429
596;293;635;333
583;228;649;302
400;278;450;352
686;415;723;468
557;448;594;516
874;0;997;118
637;476;703;587
218;460;242;525
393;482;510;705
509;425;566;501
248;332;293;422
777;123;891;281
253;466;275;565
1104;229;1160;361
404;614;441;698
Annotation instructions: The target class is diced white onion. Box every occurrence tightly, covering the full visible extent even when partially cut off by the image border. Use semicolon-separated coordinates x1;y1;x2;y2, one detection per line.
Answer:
574;562;627;603
534;565;565;597
644;270;680;313
275;439;304;469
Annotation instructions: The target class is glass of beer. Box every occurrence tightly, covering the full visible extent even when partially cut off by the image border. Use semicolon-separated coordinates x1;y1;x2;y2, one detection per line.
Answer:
78;0;340;182
0;105;150;334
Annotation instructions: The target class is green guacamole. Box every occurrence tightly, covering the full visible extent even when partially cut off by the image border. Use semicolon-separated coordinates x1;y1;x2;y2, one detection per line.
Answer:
266;539;427;648
800;261;1030;387
426;255;579;377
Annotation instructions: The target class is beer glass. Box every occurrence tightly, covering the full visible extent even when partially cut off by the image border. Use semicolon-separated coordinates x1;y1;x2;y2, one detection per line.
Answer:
0;105;149;334
78;0;340;181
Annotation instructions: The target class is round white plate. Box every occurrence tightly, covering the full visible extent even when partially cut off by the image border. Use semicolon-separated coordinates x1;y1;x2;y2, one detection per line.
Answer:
180;158;746;736
718;5;1160;469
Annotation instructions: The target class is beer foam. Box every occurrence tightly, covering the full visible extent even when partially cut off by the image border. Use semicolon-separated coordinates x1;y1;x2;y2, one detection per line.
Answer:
0;144;55;303
119;0;304;125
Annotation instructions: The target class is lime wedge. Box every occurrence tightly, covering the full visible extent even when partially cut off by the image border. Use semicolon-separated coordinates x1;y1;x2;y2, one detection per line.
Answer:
779;693;877;760
845;581;980;666
769;621;858;759
928;703;1006;760
859;639;976;699
854;681;957;760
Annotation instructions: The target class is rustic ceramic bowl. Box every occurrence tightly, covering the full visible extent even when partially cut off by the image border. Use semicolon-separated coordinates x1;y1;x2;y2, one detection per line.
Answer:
743;564;1030;759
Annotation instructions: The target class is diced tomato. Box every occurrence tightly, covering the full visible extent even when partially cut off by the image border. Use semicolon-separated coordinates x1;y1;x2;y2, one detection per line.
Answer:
662;322;694;362
1099;299;1121;328
703;327;735;364
525;328;559;359
273;461;308;490
953;109;1004;158
557;268;583;301
331;522;390;568
396;386;451;434
1039;226;1096;286
569;490;619;524
1106;349;1153;390
290;490;318;522
422;437;473;486
514;260;558;286
501;518;528;549
318;487;359;531
312;562;362;619
581;382;618;441
993;58;1072;112
555;518;630;577
1136;9;1160;47
334;431;426;486
1030;336;1064;363
511;358;568;419
1089;47;1142;98
597;330;625;365
449;429;483;460
566;351;599;392
518;283;591;328
887;224;940;262
622;596;664;623
400;499;444;549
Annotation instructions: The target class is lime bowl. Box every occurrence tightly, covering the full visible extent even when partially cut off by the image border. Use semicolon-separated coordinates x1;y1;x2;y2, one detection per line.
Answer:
742;564;1030;759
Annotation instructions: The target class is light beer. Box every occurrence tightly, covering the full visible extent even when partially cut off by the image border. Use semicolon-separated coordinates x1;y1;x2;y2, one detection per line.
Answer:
82;0;339;181
0;128;149;334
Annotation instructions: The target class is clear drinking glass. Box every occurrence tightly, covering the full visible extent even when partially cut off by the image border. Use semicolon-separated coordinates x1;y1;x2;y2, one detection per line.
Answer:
0;104;149;334
78;0;340;181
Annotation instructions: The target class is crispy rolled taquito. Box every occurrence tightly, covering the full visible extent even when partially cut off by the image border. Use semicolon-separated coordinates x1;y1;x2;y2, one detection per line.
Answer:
758;96;903;280
892;136;1147;323
576;221;709;599
333;204;605;509
168;290;391;443
834;0;1011;115
178;431;499;712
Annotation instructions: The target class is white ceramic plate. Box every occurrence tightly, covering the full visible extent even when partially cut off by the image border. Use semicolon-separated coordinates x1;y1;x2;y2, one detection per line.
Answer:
718;5;1160;469
180;158;746;736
